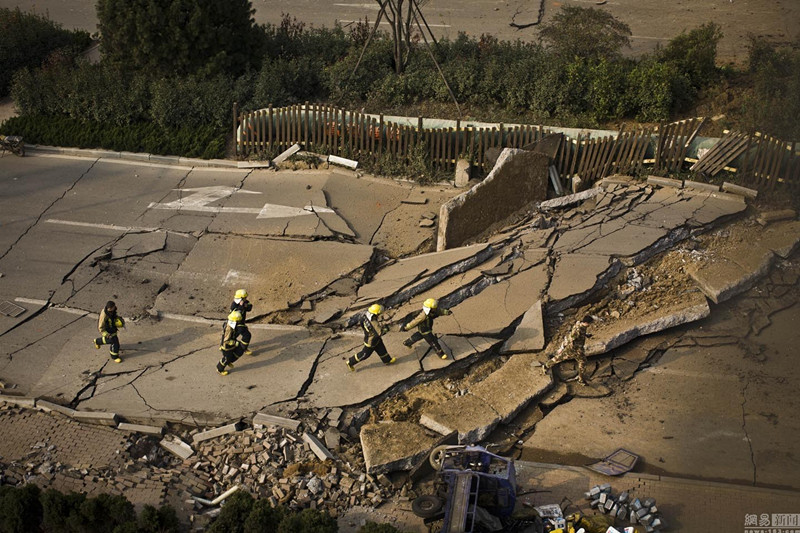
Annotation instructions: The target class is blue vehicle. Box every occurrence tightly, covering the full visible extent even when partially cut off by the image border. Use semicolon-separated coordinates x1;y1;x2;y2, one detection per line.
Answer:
412;445;528;533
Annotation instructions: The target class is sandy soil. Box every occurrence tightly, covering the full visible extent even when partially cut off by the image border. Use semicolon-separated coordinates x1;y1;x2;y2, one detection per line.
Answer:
2;0;797;64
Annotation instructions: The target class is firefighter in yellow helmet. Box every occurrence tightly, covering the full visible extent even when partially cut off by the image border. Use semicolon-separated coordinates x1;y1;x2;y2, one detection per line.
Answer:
217;310;245;376
230;289;253;355
346;303;395;371
93;300;125;363
401;298;452;359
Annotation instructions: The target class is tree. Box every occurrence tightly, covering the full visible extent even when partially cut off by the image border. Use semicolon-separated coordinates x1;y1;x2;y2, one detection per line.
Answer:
539;6;631;60
0;7;90;96
96;0;264;77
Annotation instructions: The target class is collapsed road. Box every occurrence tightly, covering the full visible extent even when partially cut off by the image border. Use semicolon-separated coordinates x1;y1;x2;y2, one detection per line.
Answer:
1;149;798;530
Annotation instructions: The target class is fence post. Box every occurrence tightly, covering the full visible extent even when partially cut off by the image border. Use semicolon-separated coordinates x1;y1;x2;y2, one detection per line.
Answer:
232;102;239;157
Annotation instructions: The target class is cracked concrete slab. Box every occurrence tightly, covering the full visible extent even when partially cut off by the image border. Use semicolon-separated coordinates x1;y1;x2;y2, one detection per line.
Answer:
360;422;438;474
525;306;800;488
436;262;550;336
418;336;499;372
688;246;775;304
111;232;167;260
501;299;545;354
419;392;503;443
470;351;553;423
154;235;374;317
305;332;421;408
355;243;491;306
547;253;616;310
585;289;710;355
80;324;322;423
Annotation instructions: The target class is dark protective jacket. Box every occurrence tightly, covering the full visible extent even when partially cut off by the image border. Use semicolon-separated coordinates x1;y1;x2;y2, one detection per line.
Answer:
230;298;253;322
220;322;243;350
98;308;123;336
361;314;386;347
402;307;452;334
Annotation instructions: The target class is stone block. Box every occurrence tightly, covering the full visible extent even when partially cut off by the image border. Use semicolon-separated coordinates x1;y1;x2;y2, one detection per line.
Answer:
683;180;720;192
160;438;194;460
470;352;552;422
302;432;335;461
722;182;758;199
646;176;683;189
328;154;358;169
757;209;796;226
454;159;470;188
117;422;164;436
539;187;604;210
419;393;502;443
0;394;36;408
73;410;118;426
36;399;76;417
360;422;438;474
193;422;241;443
501;299;545;353
119;151;151;161
253;412;301;431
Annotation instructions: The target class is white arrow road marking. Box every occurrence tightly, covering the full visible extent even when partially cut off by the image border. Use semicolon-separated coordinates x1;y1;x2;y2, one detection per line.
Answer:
223;270;259;284
147;186;334;218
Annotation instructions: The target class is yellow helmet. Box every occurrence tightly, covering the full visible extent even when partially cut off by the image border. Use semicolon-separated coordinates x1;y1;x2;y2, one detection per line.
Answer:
368;304;384;315
235;289;248;299
228;310;243;322
423;298;438;310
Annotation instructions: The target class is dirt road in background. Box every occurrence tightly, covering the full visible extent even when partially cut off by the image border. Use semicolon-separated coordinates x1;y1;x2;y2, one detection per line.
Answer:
2;0;797;64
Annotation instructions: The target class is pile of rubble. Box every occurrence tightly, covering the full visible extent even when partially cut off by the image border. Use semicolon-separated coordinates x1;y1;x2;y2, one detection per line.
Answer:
586;483;666;532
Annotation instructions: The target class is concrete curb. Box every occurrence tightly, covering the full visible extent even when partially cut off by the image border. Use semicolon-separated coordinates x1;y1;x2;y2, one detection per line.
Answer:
25;144;239;168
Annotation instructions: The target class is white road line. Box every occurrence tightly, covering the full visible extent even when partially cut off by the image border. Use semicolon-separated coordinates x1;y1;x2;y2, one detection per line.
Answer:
334;3;380;8
641;366;740;382
46;219;161;233
14;298;94;317
338;19;450;27
157;312;306;331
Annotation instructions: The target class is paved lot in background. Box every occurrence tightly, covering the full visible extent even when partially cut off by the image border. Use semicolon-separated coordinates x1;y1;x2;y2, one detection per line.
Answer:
1;0;797;64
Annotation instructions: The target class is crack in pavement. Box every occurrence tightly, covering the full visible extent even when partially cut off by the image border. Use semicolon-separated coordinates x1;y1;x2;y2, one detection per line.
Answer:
4;313;88;362
368;202;403;245
129;380;202;426
740;376;757;485
295;337;331;400
134;168;194;224
0;159;100;261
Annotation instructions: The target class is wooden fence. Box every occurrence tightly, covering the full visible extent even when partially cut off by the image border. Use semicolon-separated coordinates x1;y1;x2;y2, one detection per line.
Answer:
235;103;799;191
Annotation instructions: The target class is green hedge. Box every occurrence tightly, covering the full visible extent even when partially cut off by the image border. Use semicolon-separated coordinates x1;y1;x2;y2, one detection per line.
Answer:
0;7;90;97
0;115;226;159
0;484;178;533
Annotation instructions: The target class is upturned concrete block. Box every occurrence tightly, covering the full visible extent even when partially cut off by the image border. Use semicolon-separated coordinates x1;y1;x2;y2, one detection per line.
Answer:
118;422;164;436
36;400;76;417
454;159;470;188
302;432;335;461
683;180;720;192
722;182;758;198
647;176;683;189
73;410;119;426
0;394;36;408
160;438;194;460
757;209;796;226
253;412;301;431
193;422;241;443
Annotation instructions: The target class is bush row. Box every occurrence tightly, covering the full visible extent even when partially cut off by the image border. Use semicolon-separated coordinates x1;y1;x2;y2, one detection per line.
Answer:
0;7;91;96
0;115;226;159
0;484;179;533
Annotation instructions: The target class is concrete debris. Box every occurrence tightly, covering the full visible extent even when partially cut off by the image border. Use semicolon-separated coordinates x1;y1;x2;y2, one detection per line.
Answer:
192;422;242;444
273;143;301;165
328;154;358;169
118;422;164;436
757;209;796;226
253;412;302;432
585;484;666;532
646;176;683;189
160;437;194;460
302;432;336;461
722;182;757;199
539;187;603;210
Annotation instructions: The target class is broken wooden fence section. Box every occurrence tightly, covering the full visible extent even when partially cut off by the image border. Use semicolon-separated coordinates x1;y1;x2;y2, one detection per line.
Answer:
235;104;799;192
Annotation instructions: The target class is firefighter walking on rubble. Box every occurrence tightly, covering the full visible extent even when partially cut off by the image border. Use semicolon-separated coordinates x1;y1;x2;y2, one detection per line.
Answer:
346;304;395;371
542;315;594;385
401;298;452;359
217;311;246;376
230;289;253;355
93;300;125;363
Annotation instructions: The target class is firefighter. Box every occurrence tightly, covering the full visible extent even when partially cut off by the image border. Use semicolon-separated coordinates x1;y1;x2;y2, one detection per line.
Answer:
217;310;245;376
230;289;253;355
346;304;395;371
93;301;124;363
542;315;594;385
401;298;452;359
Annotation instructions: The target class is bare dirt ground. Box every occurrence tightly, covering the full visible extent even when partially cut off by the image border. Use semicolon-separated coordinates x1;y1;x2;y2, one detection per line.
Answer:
2;0;797;65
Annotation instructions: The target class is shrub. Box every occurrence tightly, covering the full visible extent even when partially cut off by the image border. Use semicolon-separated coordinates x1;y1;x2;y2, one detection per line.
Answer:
627;58;685;122
0;484;42;533
658;22;722;90
243;499;286;533
208;491;255;533
539;5;631;60
276;508;338;533
0;7;90;96
0;115;226;159
135;504;181;533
